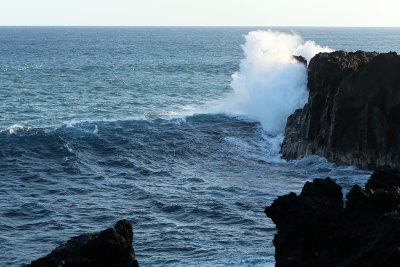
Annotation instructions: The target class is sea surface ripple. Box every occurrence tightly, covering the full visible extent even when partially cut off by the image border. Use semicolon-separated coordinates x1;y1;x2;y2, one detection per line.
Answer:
1;27;397;266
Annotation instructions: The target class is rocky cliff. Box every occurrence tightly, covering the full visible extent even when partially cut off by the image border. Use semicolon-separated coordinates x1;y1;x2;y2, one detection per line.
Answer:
26;220;139;267
265;166;400;267
282;51;400;170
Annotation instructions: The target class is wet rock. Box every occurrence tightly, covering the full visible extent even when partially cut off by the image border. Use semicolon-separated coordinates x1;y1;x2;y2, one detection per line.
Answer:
292;55;307;66
26;220;139;267
265;167;400;267
281;51;400;170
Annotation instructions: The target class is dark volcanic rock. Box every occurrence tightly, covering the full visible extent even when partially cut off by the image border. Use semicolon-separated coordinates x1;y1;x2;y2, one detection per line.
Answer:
292;55;307;66
265;167;400;267
281;51;400;170
26;220;139;267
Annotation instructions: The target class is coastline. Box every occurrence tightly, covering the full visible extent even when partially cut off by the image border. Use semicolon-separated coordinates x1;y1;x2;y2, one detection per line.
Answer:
282;51;400;170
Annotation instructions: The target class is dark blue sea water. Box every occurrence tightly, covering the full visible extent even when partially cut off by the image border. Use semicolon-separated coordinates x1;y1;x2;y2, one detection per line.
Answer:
1;27;398;266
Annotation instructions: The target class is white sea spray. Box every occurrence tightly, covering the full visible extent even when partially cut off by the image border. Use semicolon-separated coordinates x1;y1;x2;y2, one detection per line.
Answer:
223;30;332;136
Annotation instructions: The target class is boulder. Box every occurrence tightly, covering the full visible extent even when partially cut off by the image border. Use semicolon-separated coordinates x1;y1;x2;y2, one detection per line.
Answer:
265;166;400;267
26;220;139;267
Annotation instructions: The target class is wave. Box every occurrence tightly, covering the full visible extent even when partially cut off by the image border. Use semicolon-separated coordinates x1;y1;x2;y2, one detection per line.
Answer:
0;114;280;165
218;30;332;136
2;124;32;135
2;30;334;160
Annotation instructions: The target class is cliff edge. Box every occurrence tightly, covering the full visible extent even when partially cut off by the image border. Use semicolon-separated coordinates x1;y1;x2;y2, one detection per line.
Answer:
281;51;400;170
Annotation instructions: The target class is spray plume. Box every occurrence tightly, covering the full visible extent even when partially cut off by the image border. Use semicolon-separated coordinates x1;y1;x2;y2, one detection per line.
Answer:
226;30;332;135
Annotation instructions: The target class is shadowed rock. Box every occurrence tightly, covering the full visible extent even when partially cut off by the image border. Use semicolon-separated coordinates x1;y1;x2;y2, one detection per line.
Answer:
26;220;139;267
292;55;307;66
265;166;400;267
281;51;400;170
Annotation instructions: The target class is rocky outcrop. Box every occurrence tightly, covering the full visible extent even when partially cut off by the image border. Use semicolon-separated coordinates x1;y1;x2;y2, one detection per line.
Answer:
281;51;400;170
26;220;139;267
265;166;400;267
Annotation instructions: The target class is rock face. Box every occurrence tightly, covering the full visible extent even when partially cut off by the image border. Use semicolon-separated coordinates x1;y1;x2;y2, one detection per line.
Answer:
265;166;400;267
281;51;400;170
26;220;139;267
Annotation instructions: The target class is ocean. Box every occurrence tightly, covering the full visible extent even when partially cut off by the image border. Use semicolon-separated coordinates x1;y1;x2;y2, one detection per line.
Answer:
1;27;398;266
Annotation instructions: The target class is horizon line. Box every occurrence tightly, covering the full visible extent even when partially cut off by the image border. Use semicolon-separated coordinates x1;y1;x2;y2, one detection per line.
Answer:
0;25;400;28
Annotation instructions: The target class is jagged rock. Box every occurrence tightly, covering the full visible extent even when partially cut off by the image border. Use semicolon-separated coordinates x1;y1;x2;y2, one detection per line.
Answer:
366;165;400;190
292;55;307;66
265;167;400;267
281;51;400;170
26;220;139;267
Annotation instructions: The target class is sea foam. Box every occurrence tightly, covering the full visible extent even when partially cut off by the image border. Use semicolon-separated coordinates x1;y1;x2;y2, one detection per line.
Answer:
223;30;332;136
2;124;32;135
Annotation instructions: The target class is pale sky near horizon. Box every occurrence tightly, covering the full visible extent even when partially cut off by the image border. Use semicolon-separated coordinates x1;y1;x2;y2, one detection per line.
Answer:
0;0;399;27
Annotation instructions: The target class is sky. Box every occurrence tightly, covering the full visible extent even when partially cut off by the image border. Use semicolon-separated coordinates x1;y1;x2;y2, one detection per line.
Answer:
0;0;399;27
